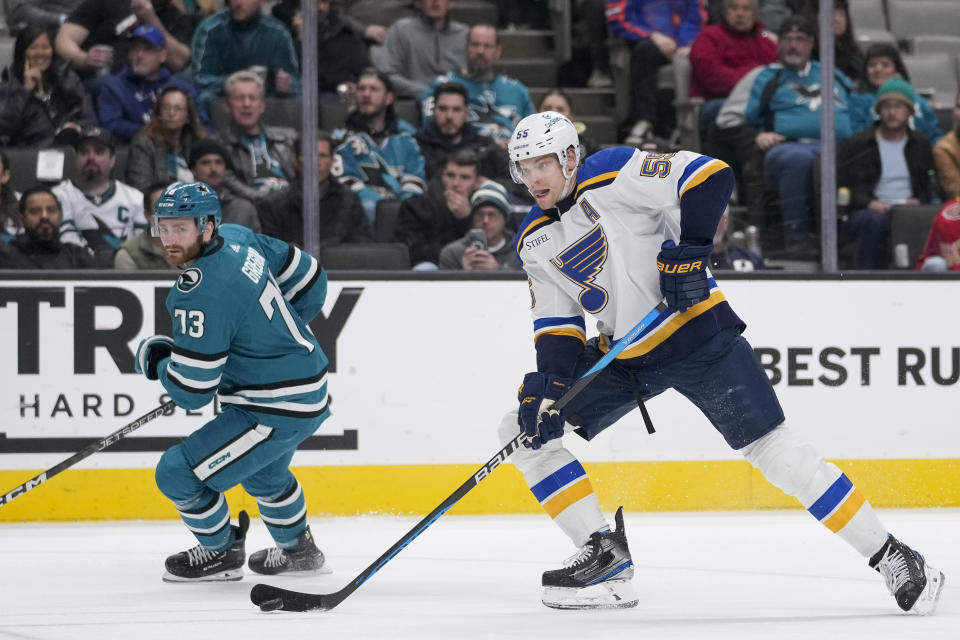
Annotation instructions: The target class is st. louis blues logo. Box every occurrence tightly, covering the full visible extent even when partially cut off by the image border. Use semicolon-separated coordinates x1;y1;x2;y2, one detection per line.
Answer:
551;225;609;313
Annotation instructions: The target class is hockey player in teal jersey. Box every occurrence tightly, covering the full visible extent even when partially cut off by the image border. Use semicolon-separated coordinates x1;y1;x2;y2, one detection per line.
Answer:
498;112;945;613
135;181;331;582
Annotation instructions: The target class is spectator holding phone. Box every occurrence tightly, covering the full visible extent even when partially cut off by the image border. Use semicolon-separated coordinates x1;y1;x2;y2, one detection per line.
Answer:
438;180;520;270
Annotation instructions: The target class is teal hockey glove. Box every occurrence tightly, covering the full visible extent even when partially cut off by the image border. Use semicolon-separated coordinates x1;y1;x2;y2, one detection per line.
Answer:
518;372;570;449
135;335;174;381
657;239;712;312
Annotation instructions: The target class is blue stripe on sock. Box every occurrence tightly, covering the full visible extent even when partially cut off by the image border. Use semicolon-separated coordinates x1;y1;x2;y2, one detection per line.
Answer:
808;474;853;521
531;460;586;503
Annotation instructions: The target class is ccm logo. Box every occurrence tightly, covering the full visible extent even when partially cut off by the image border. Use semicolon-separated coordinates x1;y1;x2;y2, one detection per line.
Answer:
657;260;704;274
208;452;231;469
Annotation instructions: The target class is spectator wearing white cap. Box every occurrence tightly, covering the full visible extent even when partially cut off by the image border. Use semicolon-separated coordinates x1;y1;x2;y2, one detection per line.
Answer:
438;180;519;271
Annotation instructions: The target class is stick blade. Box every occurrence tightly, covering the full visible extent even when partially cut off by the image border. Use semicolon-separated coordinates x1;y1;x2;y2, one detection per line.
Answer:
250;583;331;612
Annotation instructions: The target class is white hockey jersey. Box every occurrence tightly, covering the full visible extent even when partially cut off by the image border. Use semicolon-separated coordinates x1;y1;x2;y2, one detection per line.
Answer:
54;179;146;248
515;146;743;367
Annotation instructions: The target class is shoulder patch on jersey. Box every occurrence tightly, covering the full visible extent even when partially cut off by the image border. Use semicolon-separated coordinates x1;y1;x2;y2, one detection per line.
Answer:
942;202;960;221
176;268;203;293
515;206;555;257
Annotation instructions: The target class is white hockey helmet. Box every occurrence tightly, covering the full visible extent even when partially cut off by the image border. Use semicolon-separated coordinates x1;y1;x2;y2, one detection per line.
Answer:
508;111;582;185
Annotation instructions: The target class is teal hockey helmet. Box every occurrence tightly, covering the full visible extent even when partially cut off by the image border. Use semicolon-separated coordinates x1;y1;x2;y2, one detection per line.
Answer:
152;181;222;236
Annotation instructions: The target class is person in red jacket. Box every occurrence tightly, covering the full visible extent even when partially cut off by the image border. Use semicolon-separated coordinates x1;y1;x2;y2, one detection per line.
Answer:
916;198;960;270
607;0;706;144
690;0;778;140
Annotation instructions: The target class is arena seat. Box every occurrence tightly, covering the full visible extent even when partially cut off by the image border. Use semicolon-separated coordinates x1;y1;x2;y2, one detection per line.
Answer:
855;28;897;53
902;53;959;108
888;0;960;43
912;34;960;59
394;99;421;128
889;204;941;269
671;55;703;153
3;147;77;193
318;243;410;270
374;199;402;243
849;0;889;31
319;101;349;131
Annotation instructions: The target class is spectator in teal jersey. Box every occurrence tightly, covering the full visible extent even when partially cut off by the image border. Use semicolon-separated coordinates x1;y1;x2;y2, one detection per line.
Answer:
742;16;854;254
191;0;301;103
421;24;535;144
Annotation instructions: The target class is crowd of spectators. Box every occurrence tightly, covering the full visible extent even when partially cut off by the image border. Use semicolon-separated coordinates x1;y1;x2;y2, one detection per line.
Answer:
1;0;959;272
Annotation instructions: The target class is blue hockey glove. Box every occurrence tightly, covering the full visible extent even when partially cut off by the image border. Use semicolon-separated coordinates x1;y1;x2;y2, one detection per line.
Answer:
135;335;174;381
657;239;712;312
517;372;571;449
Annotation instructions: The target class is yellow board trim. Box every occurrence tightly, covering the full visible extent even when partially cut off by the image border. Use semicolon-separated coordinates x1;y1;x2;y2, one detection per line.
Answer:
679;159;730;198
0;458;957;522
823;489;867;533
542;477;595;518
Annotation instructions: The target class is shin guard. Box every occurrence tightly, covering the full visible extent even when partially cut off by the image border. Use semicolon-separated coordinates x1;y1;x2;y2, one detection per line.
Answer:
742;425;888;557
499;411;608;546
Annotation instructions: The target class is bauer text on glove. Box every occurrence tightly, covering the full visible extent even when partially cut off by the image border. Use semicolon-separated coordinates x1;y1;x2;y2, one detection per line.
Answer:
657;239;712;312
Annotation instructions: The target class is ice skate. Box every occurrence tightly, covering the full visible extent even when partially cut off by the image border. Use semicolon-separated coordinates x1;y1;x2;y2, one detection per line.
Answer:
162;510;249;582
541;507;638;609
869;534;945;615
248;525;331;576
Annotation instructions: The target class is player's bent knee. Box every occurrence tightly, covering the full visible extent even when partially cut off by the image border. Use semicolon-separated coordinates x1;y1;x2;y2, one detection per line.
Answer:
242;473;295;500
155;444;203;501
741;425;825;497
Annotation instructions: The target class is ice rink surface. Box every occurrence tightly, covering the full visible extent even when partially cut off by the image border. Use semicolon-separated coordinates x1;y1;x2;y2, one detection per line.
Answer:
1;509;957;640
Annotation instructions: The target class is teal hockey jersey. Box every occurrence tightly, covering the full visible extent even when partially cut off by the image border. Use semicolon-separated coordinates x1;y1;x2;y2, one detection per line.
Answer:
156;224;329;428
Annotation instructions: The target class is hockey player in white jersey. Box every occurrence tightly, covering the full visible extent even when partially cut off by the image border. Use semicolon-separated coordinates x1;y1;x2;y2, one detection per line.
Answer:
55;126;147;265
499;112;945;613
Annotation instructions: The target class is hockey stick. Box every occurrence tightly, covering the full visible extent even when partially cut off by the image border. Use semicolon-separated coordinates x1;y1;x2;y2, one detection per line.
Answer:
250;301;668;613
0;400;176;508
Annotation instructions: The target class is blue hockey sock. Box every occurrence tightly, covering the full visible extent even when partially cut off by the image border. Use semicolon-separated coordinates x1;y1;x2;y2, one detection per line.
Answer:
256;479;307;546
174;488;233;551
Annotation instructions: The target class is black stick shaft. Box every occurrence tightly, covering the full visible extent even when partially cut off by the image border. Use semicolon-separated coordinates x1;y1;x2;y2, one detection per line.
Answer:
251;430;527;611
0;401;175;507
250;301;668;611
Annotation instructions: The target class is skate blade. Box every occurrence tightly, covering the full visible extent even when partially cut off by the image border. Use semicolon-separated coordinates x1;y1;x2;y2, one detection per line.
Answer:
249;560;334;577
251;565;334;577
302;563;334;576
162;567;245;583
910;566;945;616
542;579;638;610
